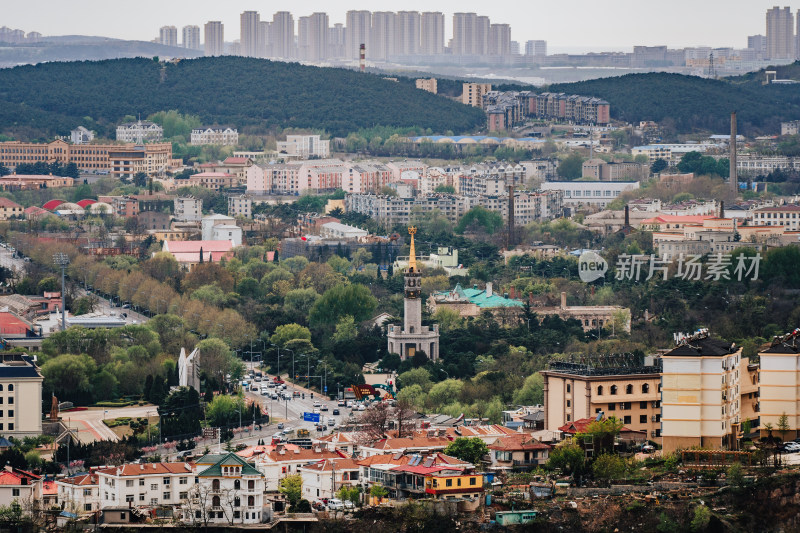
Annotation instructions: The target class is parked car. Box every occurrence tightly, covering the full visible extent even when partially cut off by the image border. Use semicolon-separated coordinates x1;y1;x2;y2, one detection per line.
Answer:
343;500;355;510
327;499;344;511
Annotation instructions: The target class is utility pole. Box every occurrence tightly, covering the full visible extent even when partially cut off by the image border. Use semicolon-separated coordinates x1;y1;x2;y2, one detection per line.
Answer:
53;253;70;331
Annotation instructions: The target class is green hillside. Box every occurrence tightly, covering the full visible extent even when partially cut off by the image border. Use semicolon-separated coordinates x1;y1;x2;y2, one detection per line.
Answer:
550;65;800;135
0;57;486;140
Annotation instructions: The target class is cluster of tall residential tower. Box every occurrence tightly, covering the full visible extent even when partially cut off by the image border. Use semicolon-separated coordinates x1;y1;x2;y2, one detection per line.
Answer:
156;11;539;63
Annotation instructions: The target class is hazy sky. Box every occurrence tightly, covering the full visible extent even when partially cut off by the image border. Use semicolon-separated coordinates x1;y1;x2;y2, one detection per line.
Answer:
3;1;791;52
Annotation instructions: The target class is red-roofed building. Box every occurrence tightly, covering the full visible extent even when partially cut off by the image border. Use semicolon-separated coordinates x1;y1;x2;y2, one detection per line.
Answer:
0;466;41;506
161;240;235;270
251;444;348;492
95;462;195;509
559;417;647;446
24;206;52;220
41;478;58;508
360;435;454;457
488;434;551;471
299;457;361;501
0;197;22;220
42;199;66;211
0;311;37;337
57;472;100;514
76;199;97;208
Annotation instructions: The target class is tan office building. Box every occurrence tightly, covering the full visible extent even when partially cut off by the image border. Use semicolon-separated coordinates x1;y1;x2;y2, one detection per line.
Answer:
415;78;438;94
542;361;663;443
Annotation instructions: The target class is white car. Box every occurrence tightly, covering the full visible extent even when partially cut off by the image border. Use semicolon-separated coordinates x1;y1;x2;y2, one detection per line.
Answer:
327;499;344;511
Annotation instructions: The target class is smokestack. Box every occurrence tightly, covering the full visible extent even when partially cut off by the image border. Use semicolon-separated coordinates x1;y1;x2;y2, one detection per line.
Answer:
730;112;738;196
624;205;630;227
561;291;567;309
507;185;515;249
719;200;724;219
359;43;365;72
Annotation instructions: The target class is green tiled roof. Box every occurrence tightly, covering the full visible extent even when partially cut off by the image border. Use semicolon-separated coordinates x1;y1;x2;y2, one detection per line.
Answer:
196;452;262;477
436;283;524;309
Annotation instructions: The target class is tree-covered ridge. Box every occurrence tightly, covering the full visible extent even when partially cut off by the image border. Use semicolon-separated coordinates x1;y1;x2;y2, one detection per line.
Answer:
550;66;800;135
0;57;486;140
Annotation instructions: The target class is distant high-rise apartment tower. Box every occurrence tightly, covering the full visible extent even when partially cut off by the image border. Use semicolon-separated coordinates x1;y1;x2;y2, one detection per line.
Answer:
510;41;520;55
475;16;490;56
371;12;396;60
271;11;295;59
488;24;511;57
204;21;224;56
182;25;201;50
395;11;421;56
797;11;800;59
329;23;346;59
525;40;547;57
451;12;477;56
259;21;271;57
766;6;794;60
346;10;371;60
159;26;178;47
420;12;445;56
240;11;260;57
298;13;329;61
747;34;767;53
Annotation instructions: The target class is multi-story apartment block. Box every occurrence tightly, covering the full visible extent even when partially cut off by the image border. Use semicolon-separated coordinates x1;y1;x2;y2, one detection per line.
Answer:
298;13;329;62
271;12;295;59
0;353;42;438
661;330;752;453
97;196;139;218
57;473;100;515
751;204;800;230
632;143;712;164
395;11;421;56
462;83;492;107
299;458;360;502
116;121;163;143
782;120;800;136
415;78;438;94
96;462;195;509
542;358;663;442
184;172;237;190
276;135;330;159
488;24;511;57
182;25;201;50
525;40;547;57
159;26;178;47
174;196;202;222
345;10;371;59
370;12;395;60
228;194;252;218
204;21;224;57
582;159;648;181
240;11;261;58
540;180;639;208
251;444;346;492
758;329;800;440
420;12;445;56
766;6;795;60
190;128;239;146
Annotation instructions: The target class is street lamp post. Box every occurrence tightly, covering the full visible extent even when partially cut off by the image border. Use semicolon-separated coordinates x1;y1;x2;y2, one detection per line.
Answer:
53;253;70;331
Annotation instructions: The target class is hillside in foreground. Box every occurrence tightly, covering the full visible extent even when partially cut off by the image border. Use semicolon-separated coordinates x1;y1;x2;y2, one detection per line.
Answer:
0;56;486;140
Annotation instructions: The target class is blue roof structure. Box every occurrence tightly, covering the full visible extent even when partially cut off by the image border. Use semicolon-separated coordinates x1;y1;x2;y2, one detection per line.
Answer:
435;283;524;309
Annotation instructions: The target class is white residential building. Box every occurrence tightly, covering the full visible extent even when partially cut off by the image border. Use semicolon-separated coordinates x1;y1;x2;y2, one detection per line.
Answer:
190;128;239;146
299;458;360;502
186;453;266;525
57;473;100;515
211;224;243;247
0;467;40;508
319;222;368;239
174;197;203;222
70;126;94;145
251;445;346;492
95;462;195;509
276;135;330;159
201;214;236;240
116;121;164;143
227;195;252;219
540;180;639;208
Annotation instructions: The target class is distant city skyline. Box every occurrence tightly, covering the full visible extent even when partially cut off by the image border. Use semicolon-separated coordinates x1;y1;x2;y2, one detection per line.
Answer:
3;0;796;52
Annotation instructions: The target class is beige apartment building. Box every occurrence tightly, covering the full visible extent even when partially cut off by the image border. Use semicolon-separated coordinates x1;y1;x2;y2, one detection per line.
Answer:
462;83;491;107
415;78;438;94
542;360;663;443
0;352;43;438
661;331;751;453
758;330;800;440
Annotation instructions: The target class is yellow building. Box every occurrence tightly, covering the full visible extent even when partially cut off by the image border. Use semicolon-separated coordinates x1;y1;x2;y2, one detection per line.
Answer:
0;198;23;220
424;472;483;500
542;360;662;443
415;78;438;94
758;330;800;440
661;330;745;453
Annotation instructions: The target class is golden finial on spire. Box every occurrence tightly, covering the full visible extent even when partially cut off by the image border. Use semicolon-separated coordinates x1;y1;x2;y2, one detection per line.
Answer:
408;226;417;272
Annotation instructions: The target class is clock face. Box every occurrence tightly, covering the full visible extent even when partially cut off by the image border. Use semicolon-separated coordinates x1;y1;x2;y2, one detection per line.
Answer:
407;279;415;287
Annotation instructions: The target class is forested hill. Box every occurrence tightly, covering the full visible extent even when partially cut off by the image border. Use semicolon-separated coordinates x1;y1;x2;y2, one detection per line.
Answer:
0;57;486;140
550;66;800;135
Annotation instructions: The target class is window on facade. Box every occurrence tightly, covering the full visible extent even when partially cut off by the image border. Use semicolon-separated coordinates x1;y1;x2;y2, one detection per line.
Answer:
125;495;133;503
8;385;12;392
234;480;241;490
12;489;19;497
608;403;615;411
610;385;617;395
139;494;144;501
139;479;144;486
212;479;220;491
640;415;647;424
566;384;571;393
566;400;571;407
212;495;221;507
470;477;476;485
624;416;631;424
8;423;12;431
126;480;133;487
248;480;255;490
248;495;255;506
626;384;633;394
84;504;92;511
150;484;157;491
642;384;649;393
597;386;603;395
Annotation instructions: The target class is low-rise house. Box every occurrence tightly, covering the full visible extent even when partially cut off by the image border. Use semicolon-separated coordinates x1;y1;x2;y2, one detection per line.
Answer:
358;453;477;500
95;462;194;509
56;472;100;515
487;434;551;471
0;466;40;507
359;435;454;457
0;198;23;220
187;452;266;525
427;283;524;321
250;444;347;492
313;432;359;456
161;240;235;270
299;457;360;502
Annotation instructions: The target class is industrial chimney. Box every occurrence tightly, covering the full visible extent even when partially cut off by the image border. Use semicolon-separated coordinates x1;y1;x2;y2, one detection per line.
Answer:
624;204;630;227
359;43;365;72
730;112;738;196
